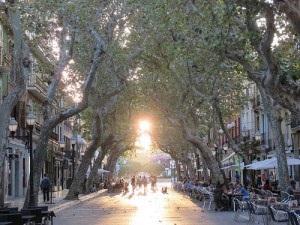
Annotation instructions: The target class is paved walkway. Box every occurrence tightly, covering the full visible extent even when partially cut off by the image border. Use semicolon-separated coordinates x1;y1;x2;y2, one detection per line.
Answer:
6;189;104;211
5;183;252;225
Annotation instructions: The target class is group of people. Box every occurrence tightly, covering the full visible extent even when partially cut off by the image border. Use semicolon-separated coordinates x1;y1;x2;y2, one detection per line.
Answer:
131;174;157;193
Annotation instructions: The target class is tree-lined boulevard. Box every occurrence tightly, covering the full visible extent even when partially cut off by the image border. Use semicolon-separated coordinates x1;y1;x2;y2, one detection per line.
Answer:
39;179;246;225
0;2;299;222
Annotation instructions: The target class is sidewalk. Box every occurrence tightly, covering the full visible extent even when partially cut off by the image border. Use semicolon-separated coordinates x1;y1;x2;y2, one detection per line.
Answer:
6;189;106;212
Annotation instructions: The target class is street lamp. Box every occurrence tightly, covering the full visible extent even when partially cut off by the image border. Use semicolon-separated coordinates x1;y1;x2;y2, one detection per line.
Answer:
255;130;261;142
223;143;228;154
71;136;76;179
8;112;36;206
241;125;249;139
60;141;65;190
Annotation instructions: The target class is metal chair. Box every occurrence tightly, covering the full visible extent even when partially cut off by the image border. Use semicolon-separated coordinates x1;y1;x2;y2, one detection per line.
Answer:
287;211;300;225
281;191;293;203
233;197;249;221
202;191;214;210
246;200;268;225
267;205;289;224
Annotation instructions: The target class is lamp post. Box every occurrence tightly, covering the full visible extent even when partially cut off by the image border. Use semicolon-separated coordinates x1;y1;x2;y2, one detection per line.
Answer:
255;130;261;142
8;112;36;206
223;143;228;154
241;125;249;140
60;141;65;190
71;136;76;180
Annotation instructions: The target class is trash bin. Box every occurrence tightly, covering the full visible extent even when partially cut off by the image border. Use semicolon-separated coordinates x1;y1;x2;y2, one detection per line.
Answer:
66;178;73;189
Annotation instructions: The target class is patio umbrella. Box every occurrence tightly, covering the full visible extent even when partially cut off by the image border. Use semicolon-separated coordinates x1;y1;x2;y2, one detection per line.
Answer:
97;168;110;174
246;157;300;170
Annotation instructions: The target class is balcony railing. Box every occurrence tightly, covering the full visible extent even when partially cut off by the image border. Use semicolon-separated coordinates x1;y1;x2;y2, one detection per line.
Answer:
291;115;300;129
0;48;13;68
27;73;48;93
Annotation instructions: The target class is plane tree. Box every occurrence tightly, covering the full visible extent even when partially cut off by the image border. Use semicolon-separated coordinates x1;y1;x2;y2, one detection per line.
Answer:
186;0;291;191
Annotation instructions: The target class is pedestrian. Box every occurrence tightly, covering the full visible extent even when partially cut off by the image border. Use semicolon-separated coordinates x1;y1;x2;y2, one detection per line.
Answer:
263;179;271;190
149;174;157;191
245;174;251;188
131;175;136;193
142;176;148;193
286;179;296;195
269;171;274;182
235;171;240;183
261;169;268;185
237;183;250;200
40;174;51;202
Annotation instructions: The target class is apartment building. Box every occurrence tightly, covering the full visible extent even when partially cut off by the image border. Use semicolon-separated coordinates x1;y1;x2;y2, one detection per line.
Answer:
0;22;77;197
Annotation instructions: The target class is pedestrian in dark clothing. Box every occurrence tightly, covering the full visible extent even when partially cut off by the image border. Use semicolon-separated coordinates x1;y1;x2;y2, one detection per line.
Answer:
40;174;51;202
235;171;240;183
213;181;230;211
131;176;136;193
82;175;87;194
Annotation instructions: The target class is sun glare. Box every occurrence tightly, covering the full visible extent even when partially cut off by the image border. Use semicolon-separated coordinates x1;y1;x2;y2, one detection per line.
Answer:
139;120;150;132
135;120;152;151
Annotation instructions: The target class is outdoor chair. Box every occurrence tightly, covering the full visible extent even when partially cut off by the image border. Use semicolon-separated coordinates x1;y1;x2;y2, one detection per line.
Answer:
202;191;214;210
29;206;55;225
280;191;293;203
246;200;268;225
266;190;278;198
267;205;289;224
233;197;249;221
22;208;43;225
287;211;300;225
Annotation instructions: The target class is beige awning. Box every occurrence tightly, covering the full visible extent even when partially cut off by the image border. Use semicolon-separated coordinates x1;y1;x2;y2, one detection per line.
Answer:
221;152;235;164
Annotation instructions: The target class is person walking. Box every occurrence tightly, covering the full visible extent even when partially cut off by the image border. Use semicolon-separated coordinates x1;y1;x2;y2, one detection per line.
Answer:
142;176;148;193
149;174;157;191
131;175;136;193
235;171;240;183
40;174;51;202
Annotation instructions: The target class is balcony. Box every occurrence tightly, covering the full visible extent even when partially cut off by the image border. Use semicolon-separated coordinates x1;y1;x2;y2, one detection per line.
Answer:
0;49;13;68
27;73;48;101
252;95;262;113
291;115;300;130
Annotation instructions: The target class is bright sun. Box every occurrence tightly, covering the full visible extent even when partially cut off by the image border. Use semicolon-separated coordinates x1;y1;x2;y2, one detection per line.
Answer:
135;120;152;151
139;120;150;132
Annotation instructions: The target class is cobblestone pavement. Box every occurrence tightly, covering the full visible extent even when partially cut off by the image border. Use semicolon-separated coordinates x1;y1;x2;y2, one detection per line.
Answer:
48;181;251;225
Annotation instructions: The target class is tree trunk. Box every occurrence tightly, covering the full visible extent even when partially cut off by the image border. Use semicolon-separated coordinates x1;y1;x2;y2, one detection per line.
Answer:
258;85;289;192
185;132;224;185
86;135;115;191
0;2;31;207
65;142;100;200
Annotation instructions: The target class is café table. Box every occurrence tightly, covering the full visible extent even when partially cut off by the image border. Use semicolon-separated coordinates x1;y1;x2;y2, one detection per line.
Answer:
289;207;300;219
290;207;300;211
253;198;269;205
21;214;36;224
273;202;289;206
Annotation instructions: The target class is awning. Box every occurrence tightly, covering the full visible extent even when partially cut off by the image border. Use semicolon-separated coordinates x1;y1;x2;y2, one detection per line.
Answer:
220;163;244;170
221;152;235;164
246;157;300;170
